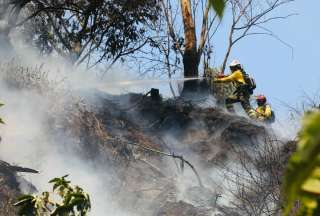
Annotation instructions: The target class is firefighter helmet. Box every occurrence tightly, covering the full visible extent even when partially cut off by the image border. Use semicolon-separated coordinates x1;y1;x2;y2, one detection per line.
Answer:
229;59;241;67
256;95;267;106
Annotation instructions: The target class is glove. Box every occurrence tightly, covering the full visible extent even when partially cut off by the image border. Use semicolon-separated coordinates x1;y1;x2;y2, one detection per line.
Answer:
213;78;223;83
216;74;226;78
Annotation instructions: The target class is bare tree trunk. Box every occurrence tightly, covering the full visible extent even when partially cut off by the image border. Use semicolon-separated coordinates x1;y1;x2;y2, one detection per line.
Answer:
221;26;234;74
180;0;199;94
221;2;238;75
198;2;210;63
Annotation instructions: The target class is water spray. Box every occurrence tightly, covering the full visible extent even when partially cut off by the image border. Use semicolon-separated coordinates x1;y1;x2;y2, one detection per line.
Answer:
98;77;204;87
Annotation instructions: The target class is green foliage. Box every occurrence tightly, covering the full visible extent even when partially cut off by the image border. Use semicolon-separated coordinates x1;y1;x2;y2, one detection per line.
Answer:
49;175;71;196
14;193;52;216
209;0;226;18
19;0;160;65
283;111;320;216
14;175;91;216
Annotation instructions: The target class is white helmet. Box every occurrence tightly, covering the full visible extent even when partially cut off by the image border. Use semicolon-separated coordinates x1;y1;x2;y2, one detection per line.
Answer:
229;59;241;67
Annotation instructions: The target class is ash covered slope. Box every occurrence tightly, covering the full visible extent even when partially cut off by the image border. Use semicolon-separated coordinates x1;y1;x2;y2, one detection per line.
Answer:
0;61;294;216
81;91;293;216
91;91;267;163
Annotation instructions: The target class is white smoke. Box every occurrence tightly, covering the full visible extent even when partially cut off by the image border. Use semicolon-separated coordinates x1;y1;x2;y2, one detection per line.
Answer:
0;44;139;215
0;26;301;216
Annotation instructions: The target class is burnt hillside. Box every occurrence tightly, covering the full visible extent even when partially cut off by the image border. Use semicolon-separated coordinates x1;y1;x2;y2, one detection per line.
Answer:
51;91;293;216
0;63;295;215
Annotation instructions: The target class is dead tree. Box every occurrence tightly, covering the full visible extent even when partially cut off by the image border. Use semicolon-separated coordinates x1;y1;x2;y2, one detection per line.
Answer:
221;0;296;73
129;0;221;94
131;0;294;95
219;135;291;215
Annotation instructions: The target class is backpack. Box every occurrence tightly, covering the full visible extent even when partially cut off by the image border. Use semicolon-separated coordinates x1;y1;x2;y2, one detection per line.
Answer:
242;70;256;94
268;110;276;124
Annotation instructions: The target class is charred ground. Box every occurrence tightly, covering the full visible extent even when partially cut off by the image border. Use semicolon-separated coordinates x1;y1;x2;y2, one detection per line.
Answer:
0;63;296;215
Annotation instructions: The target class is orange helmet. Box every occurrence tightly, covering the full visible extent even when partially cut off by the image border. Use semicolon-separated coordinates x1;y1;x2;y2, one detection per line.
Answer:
256;95;267;106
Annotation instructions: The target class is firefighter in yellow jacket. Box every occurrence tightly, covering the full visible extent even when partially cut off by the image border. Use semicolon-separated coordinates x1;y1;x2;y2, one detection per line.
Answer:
255;95;275;123
214;60;256;118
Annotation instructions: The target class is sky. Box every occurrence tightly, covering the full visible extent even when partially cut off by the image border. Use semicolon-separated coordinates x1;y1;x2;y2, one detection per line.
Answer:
213;0;320;118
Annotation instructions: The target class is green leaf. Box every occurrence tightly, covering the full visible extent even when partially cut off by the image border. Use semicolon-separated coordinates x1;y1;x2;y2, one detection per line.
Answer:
209;0;226;18
14;175;91;215
49;174;69;184
283;111;320;215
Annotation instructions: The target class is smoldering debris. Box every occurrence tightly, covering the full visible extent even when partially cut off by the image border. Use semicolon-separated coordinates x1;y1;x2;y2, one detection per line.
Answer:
0;60;296;216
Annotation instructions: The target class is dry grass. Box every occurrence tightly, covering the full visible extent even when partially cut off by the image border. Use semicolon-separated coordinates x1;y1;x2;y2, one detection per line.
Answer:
0;59;107;145
0;60;112;213
0;196;17;216
0;60;52;93
0;60;138;165
218;134;295;216
0;176;20;216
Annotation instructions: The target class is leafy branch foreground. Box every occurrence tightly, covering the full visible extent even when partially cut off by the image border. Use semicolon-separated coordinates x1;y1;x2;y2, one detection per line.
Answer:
283;111;320;215
14;175;91;216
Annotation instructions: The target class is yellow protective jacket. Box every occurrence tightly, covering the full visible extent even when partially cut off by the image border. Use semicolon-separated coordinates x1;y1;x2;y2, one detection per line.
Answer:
256;104;272;119
214;70;246;84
